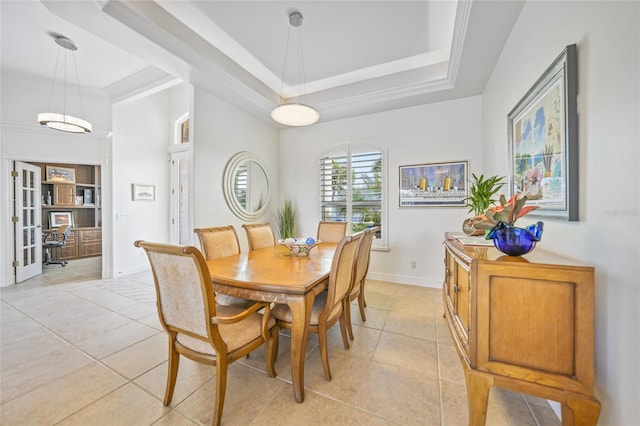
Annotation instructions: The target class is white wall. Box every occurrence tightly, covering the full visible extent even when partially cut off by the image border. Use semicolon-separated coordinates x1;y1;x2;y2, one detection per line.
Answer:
482;2;639;423
280;96;483;287
111;86;186;275
192;88;280;253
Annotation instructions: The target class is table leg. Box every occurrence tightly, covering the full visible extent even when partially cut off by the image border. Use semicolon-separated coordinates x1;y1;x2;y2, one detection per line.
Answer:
287;291;315;403
561;394;601;426
466;370;493;426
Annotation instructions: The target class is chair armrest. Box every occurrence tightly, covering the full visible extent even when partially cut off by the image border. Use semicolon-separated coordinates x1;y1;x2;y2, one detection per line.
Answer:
43;231;62;243
211;302;270;325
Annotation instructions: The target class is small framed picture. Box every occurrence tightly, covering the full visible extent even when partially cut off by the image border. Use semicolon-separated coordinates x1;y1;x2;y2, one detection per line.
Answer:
181;119;190;143
49;211;73;228
399;160;469;207
132;183;155;201
46;166;76;184
83;189;93;205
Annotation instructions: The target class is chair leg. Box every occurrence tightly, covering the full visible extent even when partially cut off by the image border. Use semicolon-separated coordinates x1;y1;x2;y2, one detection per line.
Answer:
318;325;332;381
339;309;350;350
43;249;52;265
345;300;354;341
213;357;229;426
357;286;367;321
265;325;279;378
163;338;180;406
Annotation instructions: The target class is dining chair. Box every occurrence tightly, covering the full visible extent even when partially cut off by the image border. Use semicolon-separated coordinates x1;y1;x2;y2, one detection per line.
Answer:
242;223;276;251
194;225;252;308
345;226;378;340
134;240;279;426
271;232;362;381
42;224;72;266
316;221;348;243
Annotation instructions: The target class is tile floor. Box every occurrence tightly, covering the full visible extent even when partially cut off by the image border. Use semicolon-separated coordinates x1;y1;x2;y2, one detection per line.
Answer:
1;258;561;425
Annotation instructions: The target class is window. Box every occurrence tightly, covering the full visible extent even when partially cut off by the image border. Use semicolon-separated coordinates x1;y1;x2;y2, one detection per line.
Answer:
320;144;385;247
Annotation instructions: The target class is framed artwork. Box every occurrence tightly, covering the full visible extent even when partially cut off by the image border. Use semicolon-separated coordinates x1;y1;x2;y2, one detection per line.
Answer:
45;165;76;184
132;183;155;201
399;160;468;207
49;211;73;228
508;44;578;221
181;119;190;143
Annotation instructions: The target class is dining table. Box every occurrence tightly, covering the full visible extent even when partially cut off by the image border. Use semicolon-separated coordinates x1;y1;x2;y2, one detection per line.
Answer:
206;242;337;403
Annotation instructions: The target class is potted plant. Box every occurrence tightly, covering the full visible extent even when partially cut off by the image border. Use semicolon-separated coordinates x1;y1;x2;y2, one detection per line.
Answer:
275;195;298;239
462;174;505;235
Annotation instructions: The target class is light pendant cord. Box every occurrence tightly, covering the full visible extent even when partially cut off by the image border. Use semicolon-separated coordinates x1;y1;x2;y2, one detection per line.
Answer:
71;49;87;120
277;24;293;104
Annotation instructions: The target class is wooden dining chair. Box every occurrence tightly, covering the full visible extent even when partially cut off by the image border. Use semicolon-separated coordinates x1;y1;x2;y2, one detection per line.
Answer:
345;226;378;340
194;226;252;307
271;233;362;381
134;240;279;426
242;223;276;251
316;221;348;243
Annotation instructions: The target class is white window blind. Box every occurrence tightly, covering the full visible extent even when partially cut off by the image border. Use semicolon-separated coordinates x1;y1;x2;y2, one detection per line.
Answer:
320;146;384;244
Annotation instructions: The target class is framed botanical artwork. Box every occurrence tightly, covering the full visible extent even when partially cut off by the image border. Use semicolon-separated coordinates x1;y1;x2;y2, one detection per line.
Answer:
508;44;578;220
45;165;76;184
132;183;155;201
399;160;468;207
49;211;73;228
181;119;190;143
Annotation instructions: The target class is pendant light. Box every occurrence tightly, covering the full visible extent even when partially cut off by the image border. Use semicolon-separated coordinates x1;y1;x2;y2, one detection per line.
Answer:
37;36;92;134
271;11;319;127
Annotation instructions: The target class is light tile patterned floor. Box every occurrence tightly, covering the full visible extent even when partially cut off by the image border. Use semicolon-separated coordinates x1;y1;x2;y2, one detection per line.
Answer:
1;258;561;425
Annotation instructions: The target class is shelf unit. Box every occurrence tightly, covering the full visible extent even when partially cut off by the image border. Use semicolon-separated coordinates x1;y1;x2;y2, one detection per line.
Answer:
33;162;102;260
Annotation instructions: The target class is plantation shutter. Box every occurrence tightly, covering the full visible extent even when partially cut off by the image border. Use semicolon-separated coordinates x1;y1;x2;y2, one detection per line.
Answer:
320;147;383;239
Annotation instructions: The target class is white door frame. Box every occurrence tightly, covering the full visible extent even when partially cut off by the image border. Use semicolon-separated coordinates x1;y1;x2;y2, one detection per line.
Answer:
0;125;112;287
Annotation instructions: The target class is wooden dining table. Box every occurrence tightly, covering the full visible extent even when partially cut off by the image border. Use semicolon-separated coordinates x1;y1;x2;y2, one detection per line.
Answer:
206;242;337;403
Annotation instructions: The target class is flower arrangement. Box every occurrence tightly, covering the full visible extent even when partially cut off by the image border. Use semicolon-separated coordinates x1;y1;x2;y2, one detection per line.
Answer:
471;193;540;230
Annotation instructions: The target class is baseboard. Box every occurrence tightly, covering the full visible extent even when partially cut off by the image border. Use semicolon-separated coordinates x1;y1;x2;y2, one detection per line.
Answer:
367;271;441;289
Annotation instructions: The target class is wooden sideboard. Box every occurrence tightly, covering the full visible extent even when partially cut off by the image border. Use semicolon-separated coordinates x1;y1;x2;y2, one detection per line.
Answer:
442;233;600;425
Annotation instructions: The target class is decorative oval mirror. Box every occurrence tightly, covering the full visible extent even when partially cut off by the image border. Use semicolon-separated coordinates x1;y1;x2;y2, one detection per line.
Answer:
223;151;270;221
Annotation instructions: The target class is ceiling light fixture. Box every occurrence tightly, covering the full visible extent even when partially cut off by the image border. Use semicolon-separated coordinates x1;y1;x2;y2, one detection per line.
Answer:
271;11;319;127
37;36;92;134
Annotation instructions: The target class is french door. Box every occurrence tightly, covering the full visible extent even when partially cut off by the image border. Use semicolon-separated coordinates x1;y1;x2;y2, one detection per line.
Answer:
14;161;42;282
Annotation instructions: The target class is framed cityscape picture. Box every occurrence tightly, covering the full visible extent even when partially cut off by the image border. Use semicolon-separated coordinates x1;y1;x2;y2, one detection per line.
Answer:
399;160;468;207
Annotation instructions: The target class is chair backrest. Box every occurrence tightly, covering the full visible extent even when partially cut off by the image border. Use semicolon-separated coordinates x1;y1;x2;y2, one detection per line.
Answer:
242;223;276;251
322;233;362;319
194;226;241;260
317;221;348;243
134;241;217;342
354;228;376;287
45;224;72;246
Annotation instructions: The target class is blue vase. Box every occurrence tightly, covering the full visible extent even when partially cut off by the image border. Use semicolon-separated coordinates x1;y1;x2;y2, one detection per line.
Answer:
486;221;544;256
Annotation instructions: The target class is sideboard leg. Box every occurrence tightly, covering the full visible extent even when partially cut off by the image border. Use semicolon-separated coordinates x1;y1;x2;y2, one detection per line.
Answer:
466;370;493;426
561;395;601;426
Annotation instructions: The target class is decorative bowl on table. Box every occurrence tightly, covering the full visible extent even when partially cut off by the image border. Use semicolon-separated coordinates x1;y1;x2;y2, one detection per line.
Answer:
278;237;320;257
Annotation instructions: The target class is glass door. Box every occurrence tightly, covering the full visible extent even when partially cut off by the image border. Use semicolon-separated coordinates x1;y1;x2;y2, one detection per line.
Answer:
14;161;42;282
